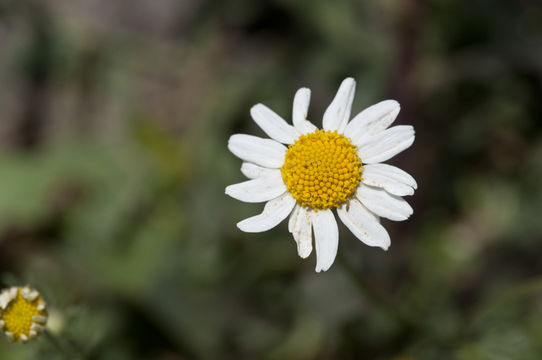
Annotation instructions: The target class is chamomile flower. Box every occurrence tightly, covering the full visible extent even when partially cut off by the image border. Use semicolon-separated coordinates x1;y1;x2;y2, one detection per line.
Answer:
226;78;417;272
0;286;48;343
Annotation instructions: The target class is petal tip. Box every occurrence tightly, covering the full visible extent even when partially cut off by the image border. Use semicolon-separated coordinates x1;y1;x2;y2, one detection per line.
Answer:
236;219;256;233
298;248;311;259
315;266;330;273
250;103;264;113
384;99;400;108
227;133;241;142
235;221;246;232
315;261;332;272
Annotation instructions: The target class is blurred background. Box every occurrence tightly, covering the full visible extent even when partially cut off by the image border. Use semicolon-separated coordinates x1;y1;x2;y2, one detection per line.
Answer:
1;0;542;359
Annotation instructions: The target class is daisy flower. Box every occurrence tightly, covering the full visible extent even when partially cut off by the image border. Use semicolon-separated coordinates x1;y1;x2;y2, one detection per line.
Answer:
226;78;417;272
0;286;48;343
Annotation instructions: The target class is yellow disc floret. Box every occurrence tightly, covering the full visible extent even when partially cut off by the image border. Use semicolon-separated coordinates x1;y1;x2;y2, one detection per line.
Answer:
281;130;363;210
0;286;48;343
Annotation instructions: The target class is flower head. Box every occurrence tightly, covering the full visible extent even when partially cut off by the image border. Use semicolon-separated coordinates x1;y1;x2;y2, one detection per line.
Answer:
0;286;48;343
226;78;417;272
281;129;363;209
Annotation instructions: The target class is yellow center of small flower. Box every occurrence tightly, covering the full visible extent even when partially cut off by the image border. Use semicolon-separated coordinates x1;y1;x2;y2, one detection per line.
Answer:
281;130;363;210
2;290;44;340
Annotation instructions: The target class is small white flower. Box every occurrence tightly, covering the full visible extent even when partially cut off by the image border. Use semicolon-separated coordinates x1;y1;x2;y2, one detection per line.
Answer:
0;285;48;343
226;78;417;272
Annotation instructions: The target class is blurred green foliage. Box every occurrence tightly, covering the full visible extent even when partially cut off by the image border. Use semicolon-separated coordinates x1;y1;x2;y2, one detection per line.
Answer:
1;0;542;359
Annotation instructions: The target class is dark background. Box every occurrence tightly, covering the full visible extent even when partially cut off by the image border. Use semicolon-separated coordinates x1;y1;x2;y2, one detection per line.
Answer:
1;0;542;359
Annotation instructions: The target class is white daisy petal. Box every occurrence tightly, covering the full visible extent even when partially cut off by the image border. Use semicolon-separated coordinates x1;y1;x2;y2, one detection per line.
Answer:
362;164;416;196
356;183;413;221
251;104;300;144
228;134;287;168
361;174;413;196
358;125;415;164
288;204;301;233
288;205;313;258
292;88;318;135
312;209;339;272
225;172;286;203
362;163;417;193
240;162;277;179
237;193;296;233
344;100;400;146
296;218;313;259
337;199;390;250
323;77;356;134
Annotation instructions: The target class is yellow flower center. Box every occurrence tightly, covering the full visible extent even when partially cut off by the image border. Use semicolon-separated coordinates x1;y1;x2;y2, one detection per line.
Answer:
281;130;363;210
2;290;45;341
